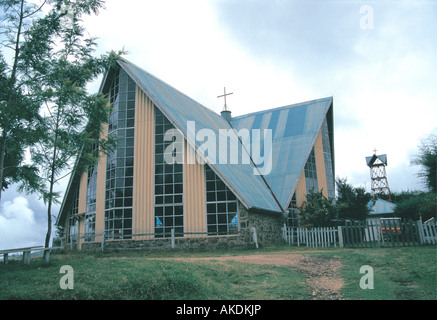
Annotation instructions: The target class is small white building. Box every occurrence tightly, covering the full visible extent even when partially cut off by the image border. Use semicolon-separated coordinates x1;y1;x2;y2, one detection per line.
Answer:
364;198;398;241
366;198;397;224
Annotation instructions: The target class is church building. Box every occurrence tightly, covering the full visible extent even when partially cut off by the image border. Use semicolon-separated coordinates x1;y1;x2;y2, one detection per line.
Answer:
56;58;335;250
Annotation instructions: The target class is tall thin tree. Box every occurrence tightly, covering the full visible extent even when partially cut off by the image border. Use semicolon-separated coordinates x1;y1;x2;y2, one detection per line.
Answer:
0;0;52;199
28;1;121;247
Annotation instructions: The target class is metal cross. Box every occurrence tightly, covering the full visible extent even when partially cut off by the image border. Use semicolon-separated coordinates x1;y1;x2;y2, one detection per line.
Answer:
373;148;378;154
217;87;233;111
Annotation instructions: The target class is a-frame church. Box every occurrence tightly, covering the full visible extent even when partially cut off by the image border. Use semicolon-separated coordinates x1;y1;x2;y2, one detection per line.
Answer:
56;58;335;250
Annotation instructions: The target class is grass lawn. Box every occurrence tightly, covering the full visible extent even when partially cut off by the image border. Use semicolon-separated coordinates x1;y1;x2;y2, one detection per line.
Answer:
0;245;435;300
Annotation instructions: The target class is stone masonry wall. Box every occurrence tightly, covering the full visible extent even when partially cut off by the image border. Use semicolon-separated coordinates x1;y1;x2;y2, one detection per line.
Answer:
238;201;283;244
78;201;283;252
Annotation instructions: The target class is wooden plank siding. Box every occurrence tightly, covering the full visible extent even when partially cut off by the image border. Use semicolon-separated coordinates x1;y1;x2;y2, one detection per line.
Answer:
295;130;330;207
314;131;328;198
132;87;155;240
183;141;207;237
94;123;108;243
77;170;88;249
295;171;306;208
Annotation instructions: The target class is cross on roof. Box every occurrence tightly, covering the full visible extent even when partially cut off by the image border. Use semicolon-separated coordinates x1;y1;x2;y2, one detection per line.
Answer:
217;87;233;111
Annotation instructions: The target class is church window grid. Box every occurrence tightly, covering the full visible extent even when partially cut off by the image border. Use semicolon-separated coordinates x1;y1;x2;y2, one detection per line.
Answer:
205;165;239;236
104;69;135;240
67;188;79;244
321;118;335;199
84;143;98;242
154;108;184;238
304;147;318;193
287;192;299;228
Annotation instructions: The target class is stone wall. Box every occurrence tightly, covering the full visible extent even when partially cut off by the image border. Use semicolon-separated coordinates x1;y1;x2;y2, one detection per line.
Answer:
77;202;283;252
80;235;251;252
238;202;283;244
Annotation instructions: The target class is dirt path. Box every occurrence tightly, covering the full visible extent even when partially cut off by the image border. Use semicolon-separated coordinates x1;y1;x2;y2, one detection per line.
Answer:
166;254;344;300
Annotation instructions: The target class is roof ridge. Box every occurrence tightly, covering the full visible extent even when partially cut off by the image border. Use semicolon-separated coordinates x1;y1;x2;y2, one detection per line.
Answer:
118;58;220;116
118;58;283;212
231;96;333;121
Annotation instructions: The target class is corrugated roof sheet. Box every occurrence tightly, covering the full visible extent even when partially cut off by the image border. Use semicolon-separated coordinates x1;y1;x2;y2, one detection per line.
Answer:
231;97;333;209
367;199;397;215
119;59;333;213
119;60;280;212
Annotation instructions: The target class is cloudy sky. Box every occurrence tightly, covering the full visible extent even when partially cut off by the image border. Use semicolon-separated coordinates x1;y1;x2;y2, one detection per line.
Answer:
1;0;436;249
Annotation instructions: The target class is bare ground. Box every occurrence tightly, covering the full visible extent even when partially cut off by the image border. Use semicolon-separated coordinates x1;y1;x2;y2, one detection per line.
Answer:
163;254;344;300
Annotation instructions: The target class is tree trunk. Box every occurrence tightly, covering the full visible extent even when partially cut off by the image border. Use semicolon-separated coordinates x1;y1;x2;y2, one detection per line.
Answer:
0;133;7;201
45;201;52;248
45;104;61;248
0;0;25;201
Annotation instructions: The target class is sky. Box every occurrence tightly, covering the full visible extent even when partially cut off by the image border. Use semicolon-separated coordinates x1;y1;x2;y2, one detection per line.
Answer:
1;0;436;249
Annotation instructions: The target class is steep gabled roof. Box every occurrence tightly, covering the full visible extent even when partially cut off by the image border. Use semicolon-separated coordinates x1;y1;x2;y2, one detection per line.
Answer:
57;58;334;226
120;59;334;213
367;198;396;215
231;97;333;210
366;154;388;167
119;59;281;212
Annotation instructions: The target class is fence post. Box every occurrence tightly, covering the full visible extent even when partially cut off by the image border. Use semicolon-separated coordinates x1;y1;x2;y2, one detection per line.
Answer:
252;227;259;249
296;227;300;247
408;220;415;246
101;231;105;252
333;228;336;247
422;221;429;245
424;222;435;245
407;220;414;246
318;228;322;247
337;226;343;248
416;220;424;245
171;228;175;249
311;229;314;247
431;221;437;245
322;228;325;247
320;228;324;248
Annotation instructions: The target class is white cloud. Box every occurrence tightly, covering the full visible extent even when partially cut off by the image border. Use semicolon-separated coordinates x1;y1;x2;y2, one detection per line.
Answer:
64;0;437;195
82;0;312;117
0;197;45;250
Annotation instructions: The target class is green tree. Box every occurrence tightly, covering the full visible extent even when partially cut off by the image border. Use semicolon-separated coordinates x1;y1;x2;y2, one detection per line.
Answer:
336;177;372;221
0;0;52;199
393;191;436;221
27;1;121;247
412;134;437;193
298;190;337;227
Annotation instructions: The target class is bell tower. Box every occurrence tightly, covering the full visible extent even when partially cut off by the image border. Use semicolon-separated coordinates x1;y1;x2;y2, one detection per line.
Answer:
366;150;392;201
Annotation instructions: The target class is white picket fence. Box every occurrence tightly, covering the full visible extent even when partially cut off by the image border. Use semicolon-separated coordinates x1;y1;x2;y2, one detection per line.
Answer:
419;220;437;245
281;220;437;248
282;224;339;248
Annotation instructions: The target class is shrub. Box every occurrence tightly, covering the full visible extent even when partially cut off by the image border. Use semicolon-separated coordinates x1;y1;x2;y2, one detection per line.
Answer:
298;190;337;227
394;192;436;221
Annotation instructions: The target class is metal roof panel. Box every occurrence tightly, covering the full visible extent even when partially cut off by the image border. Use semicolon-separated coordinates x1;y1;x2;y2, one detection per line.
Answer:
231;97;333;209
119;60;281;212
